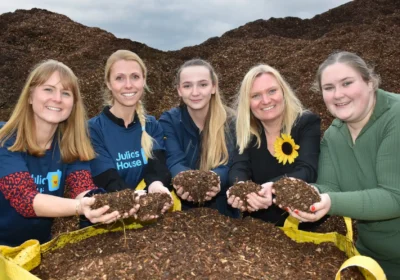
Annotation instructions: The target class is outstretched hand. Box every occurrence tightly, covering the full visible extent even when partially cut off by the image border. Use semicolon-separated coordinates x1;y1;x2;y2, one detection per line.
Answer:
226;188;246;211
227;182;273;212
246;182;273;212
205;184;220;201
271;179;329;222
148;181;174;215
174;184;194;201
80;197;121;224
277;193;331;223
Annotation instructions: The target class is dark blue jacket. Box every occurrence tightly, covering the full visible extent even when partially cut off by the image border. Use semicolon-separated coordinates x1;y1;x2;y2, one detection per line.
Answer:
159;105;238;217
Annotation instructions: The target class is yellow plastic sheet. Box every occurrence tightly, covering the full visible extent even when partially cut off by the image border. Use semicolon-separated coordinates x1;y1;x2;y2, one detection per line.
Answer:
281;216;386;280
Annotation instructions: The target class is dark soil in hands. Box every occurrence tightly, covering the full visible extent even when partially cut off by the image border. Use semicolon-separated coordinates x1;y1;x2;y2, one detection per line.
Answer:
229;180;262;208
274;177;321;213
172;170;220;203
92;189;136;214
51;193;171;236
32;208;363;280
135;193;172;221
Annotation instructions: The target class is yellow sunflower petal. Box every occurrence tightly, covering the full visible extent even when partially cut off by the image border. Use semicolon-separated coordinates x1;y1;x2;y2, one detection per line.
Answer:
274;138;283;153
273;133;300;165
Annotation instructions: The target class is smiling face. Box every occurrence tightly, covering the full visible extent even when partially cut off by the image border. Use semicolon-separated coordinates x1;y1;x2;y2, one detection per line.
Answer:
249;73;285;126
321;62;375;127
30;71;74;130
107;59;145;110
177;66;216;114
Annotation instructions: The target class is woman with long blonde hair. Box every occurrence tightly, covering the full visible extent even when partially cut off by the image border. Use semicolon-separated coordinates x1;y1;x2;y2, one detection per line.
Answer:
89;50;172;219
227;64;321;229
159;59;238;217
0;60;119;246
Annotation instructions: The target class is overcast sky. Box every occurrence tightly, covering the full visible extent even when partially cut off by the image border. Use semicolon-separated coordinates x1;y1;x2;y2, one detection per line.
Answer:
0;0;350;51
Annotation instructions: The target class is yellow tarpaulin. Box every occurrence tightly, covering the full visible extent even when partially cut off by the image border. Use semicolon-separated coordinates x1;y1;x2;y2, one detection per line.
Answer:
281;216;386;280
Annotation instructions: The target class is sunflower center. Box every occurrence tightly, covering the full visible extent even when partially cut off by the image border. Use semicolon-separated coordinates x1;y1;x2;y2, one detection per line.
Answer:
282;142;293;155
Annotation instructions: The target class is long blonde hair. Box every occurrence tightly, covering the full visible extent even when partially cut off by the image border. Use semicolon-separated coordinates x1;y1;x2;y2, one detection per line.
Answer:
176;59;232;171
104;50;154;159
0;60;95;162
235;64;305;154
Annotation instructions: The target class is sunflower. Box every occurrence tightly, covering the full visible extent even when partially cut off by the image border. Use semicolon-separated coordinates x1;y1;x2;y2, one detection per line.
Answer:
273;133;300;165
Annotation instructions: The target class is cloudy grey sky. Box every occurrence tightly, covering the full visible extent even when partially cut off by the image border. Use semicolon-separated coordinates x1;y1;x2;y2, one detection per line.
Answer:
1;0;350;51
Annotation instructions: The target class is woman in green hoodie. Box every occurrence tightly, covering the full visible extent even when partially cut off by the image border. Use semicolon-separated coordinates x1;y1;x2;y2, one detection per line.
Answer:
284;51;400;279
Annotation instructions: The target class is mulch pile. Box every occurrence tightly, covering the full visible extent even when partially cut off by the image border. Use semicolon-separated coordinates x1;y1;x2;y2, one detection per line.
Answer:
316;215;359;241
1;0;399;134
273;177;321;213
51;216;79;238
172;170;220;203
33;208;363;280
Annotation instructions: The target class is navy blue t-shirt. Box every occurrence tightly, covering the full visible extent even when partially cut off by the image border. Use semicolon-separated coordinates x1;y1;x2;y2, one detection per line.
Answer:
0;136;91;246
89;112;165;189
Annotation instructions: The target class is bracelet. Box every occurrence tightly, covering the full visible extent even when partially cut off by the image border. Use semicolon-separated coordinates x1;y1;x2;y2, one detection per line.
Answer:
75;199;81;216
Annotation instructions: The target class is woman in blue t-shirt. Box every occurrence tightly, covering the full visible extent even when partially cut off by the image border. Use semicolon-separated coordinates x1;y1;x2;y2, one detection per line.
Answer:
0;60;120;246
159;59;238;217
89;50;172;219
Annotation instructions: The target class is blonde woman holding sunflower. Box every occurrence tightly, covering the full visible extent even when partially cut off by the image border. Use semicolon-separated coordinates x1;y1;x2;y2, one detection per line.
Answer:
227;64;322;229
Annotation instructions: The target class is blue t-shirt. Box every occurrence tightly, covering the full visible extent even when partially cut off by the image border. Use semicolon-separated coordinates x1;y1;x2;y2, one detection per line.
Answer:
89;112;165;189
0;135;90;246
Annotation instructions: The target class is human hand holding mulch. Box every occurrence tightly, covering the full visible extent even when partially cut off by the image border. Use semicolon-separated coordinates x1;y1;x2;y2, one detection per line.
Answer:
172;170;220;203
91;189;172;222
135;192;172;221
80;196;121;224
227;180;263;212
147;182;174;217
91;189;138;216
272;177;321;213
271;177;333;223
